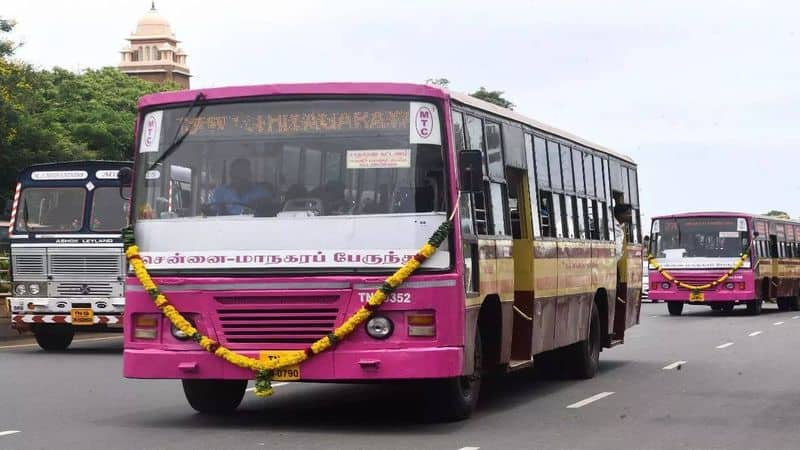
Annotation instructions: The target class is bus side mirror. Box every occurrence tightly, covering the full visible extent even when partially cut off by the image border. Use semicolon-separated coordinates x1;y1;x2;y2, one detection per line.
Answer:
117;167;133;200
458;150;483;193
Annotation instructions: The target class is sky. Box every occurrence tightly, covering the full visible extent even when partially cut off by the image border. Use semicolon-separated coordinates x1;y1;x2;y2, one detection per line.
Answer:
5;0;800;227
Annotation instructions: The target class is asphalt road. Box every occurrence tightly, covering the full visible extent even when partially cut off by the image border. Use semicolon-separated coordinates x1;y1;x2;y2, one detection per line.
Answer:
2;302;800;450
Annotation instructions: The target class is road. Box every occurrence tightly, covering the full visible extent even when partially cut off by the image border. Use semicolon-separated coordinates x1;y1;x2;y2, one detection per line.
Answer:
2;302;800;450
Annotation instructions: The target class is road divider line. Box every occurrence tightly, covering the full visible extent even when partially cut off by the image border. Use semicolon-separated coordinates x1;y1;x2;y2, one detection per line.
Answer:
774;321;784;326
246;382;289;393
567;392;615;408
0;335;122;350
793;316;800;320
748;331;763;337
0;431;21;437
662;360;687;370
458;447;481;450
716;342;734;349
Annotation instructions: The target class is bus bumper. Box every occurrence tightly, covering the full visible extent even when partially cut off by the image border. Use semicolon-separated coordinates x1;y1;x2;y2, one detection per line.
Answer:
123;346;464;381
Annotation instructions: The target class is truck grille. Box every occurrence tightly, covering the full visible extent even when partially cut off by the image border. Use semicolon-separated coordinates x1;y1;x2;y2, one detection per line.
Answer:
56;282;114;296
216;298;339;346
12;254;45;276
50;254;121;277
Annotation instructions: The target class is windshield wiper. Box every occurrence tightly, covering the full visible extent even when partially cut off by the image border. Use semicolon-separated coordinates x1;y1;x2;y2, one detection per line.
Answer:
147;92;207;172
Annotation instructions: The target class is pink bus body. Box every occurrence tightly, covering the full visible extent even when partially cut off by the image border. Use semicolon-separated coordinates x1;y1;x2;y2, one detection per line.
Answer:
124;82;643;418
648;212;800;315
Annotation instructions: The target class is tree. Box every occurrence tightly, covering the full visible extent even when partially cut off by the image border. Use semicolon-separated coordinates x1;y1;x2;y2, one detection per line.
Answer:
471;86;515;110
425;78;450;88
765;210;790;219
0;17;17;58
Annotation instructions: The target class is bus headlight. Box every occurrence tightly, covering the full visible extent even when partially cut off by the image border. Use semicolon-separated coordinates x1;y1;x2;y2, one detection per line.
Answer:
724;282;735;290
661;282;671;290
14;284;26;296
170;320;195;340
365;316;393;340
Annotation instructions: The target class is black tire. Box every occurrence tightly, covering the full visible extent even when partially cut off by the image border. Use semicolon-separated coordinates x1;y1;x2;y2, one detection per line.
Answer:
667;302;684;316
33;325;74;351
721;303;735;313
425;331;482;422
791;297;800;311
777;298;790;311
710;304;723;312
182;379;247;415
746;300;763;316
568;301;601;379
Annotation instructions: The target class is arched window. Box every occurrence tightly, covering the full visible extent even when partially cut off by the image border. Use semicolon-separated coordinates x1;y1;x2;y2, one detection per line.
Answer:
136;47;142;61
145;46;150;60
152;46;159;60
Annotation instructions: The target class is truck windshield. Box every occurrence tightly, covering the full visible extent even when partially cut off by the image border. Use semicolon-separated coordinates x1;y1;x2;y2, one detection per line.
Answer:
652;217;747;259
136;99;445;219
91;187;130;232
15;188;86;232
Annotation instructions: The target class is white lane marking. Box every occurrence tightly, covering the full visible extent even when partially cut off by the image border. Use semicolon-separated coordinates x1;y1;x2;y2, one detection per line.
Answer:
246;382;289;392
459;447;481;450
0;335;122;350
793;316;800;320
567;392;615;408
749;331;763;337
662;360;687;370
716;342;734;349
0;431;21;437
774;321;784;326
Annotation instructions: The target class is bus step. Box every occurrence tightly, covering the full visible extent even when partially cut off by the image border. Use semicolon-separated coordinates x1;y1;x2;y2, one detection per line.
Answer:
508;359;533;371
608;339;624;348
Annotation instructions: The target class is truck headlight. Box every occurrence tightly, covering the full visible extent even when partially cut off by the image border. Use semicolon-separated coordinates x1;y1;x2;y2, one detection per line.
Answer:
28;284;40;295
14;284;26;296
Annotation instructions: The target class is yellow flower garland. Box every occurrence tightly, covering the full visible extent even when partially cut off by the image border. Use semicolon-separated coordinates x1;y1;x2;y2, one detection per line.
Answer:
124;221;452;397
647;251;749;292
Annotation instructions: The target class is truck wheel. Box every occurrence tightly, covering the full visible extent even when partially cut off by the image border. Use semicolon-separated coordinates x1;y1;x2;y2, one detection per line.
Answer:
746;300;763;316
568;301;601;379
182;379;247;415
425;331;482;422
667;302;684;316
33;325;75;351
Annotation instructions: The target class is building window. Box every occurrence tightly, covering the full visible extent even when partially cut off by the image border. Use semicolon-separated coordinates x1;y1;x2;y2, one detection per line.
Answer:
152;47;159;60
145;46;150;60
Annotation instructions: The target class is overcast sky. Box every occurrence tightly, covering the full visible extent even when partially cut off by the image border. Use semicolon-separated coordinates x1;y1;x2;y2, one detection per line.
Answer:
5;0;800;226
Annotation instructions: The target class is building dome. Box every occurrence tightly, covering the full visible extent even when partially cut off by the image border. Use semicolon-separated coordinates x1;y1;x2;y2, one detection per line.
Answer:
134;3;173;37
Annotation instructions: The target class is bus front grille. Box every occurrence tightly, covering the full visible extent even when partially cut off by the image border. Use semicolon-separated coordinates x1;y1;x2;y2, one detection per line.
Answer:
215;305;339;346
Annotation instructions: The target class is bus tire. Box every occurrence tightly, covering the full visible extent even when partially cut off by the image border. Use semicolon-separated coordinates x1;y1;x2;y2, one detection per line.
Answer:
791;296;800;311
33;325;74;351
777;298;791;311
568;301;601;379
667;302;684;316
710;304;723;312
721;303;735;313
182;379;247;415
746;300;763;316
425;331;482;422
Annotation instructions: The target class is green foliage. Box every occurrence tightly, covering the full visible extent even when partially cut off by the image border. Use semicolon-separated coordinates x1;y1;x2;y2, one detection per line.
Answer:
471;86;515;110
0;17;17;58
0;19;179;208
765;210;790;219
425;78;450;88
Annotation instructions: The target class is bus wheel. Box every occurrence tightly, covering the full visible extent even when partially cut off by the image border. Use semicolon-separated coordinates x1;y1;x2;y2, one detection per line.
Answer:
182;379;247;415
710;304;723;312
667;302;684;316
33;325;74;351
777;298;791;311
568;301;601;379
721;303;735;313
746;300;763;316
425;331;482;422
791;296;800;311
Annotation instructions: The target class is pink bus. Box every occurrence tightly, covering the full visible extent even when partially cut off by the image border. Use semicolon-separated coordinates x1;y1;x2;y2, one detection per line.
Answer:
122;83;643;420
648;212;800;316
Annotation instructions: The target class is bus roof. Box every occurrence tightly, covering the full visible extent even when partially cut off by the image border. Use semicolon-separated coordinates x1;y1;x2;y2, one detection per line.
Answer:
652;211;800;224
137;82;634;165
16;160;132;184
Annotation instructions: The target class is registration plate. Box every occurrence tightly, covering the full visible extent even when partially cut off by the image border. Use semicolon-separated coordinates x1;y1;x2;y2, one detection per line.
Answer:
259;351;301;381
689;291;705;302
71;308;94;325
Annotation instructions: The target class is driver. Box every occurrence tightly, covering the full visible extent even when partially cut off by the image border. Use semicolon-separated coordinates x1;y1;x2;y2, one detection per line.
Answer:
210;158;272;215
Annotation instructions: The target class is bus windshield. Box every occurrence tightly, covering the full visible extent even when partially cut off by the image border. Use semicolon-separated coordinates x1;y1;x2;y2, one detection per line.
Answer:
132;98;450;271
15;188;86;232
651;217;748;265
